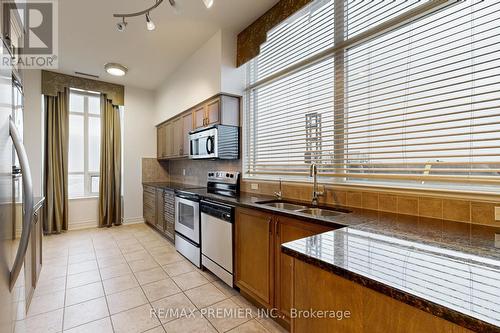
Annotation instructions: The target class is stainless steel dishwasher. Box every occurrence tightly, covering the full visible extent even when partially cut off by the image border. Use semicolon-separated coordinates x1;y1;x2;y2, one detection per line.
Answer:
200;200;234;287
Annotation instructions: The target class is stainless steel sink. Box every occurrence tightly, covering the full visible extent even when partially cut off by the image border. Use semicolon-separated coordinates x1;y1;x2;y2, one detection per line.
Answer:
255;200;349;219
297;208;345;218
256;201;308;211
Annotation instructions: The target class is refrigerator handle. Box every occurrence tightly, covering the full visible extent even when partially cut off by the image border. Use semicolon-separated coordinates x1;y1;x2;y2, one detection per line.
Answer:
8;116;34;291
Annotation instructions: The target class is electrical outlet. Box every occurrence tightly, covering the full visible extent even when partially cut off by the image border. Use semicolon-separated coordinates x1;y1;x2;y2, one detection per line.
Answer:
182;169;186;176
495;207;500;221
251;183;259;190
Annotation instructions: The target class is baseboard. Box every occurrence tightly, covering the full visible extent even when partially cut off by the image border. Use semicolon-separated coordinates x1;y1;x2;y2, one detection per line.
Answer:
123;217;145;225
69;219;98;230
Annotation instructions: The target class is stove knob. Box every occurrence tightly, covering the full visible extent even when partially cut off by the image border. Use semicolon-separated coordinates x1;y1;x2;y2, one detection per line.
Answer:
230;174;234;178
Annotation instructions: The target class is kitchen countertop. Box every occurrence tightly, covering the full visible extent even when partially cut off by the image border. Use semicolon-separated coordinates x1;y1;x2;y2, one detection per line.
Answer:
143;182;500;332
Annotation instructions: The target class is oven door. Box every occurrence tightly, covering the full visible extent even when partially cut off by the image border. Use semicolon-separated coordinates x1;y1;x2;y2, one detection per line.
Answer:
175;196;200;243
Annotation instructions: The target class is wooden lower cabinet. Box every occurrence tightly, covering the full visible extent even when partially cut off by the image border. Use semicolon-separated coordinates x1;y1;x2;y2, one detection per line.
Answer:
235;207;274;308
291;259;473;333
275;217;332;325
235;207;335;330
143;186;174;243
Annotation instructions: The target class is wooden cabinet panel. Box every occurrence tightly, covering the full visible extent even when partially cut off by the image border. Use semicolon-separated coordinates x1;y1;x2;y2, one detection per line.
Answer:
163;189;175;242
292;259;473;333
194;106;206;128
182;112;193;157
164;122;174;158
155;188;164;229
172;117;182;157
275;217;333;323
235;207;274;308
206;99;220;126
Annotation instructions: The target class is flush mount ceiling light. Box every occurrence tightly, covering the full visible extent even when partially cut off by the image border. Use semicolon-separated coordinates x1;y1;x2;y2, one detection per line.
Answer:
104;63;128;77
113;0;214;31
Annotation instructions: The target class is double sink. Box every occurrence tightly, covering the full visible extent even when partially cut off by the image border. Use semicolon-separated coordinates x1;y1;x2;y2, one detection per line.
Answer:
256;200;351;219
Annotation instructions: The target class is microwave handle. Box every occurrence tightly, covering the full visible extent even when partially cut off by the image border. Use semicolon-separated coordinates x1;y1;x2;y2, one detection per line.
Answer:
206;136;214;154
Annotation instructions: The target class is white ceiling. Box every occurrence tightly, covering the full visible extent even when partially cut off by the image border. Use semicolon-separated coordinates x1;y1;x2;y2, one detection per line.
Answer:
58;0;278;90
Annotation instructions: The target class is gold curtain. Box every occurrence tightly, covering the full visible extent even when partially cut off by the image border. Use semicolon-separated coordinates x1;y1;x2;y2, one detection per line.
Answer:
99;95;122;227
44;88;69;234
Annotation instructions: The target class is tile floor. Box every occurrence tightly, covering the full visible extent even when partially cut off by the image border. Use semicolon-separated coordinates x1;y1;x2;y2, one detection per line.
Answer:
14;224;287;333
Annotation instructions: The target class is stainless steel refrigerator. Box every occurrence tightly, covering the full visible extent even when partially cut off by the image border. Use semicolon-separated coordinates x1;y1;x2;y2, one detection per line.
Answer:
0;38;34;332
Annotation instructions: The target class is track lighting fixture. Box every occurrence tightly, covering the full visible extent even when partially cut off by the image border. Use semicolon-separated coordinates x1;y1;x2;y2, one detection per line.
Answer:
113;0;214;31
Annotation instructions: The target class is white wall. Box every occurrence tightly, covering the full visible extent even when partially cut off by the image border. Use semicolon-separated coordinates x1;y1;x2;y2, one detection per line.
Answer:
155;31;223;123
123;86;156;224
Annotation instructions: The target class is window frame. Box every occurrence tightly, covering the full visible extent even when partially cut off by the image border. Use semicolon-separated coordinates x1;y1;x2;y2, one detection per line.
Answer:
242;0;500;195
68;88;101;199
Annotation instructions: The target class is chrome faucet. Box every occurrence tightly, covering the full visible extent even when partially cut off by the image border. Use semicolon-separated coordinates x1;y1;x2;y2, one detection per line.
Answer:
309;163;324;206
274;178;283;200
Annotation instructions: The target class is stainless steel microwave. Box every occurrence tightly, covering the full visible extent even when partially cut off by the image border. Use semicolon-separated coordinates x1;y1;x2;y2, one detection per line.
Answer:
189;125;239;160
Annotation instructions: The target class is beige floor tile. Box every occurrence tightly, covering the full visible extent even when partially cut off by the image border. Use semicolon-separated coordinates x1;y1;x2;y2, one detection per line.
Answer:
15;308;63;333
39;264;67;280
151;293;197;324
68;260;98;275
65;282;104;306
144;326;166;333
27;291;65;317
63;317;113;333
162;260;195;277
66;270;101;289
227;320;269;333
102;274;139;295
230;295;259;318
68;252;96;264
172;271;209;291
95;247;122;259
33;276;66;297
204;299;252;333
120;243;145;254
97;254;126;268
152;252;184;266
254;317;288;333
123;250;151;262
111;304;161;333
185;283;228;309
142;278;181;302
106;287;148;315
163;311;217;333
213;280;239;298
128;258;159;272
134;267;168;285
63;297;109;330
100;263;132;280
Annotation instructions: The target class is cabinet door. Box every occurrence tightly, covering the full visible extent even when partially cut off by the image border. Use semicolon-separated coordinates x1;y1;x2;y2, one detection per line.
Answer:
235;207;274;308
206;98;220;126
172;117;182;157
164;122;174;157
275;217;333;322
182;112;193;157
157;125;165;159
193;106;206;129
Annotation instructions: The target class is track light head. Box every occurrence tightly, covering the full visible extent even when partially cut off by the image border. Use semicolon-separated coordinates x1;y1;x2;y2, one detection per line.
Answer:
117;18;127;32
202;0;213;8
146;13;156;31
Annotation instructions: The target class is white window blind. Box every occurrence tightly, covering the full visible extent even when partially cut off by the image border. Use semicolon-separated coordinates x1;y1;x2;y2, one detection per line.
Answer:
244;0;500;192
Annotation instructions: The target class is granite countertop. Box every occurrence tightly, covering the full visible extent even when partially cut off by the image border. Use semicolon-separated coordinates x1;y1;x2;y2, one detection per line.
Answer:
142;182;205;191
143;182;500;332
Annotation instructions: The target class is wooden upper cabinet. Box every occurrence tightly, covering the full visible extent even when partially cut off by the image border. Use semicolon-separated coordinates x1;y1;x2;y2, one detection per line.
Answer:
156;93;241;159
172;117;183;157
164;122;174;158
235;207;274;308
206;98;220;126
182;112;193;157
193;105;206;129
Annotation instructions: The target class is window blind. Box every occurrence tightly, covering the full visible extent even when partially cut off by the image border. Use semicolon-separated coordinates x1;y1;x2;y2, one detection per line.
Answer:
244;0;500;192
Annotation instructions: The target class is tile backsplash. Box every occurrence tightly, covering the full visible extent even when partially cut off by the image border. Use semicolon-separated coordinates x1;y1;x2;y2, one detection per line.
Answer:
241;180;499;227
141;158;498;227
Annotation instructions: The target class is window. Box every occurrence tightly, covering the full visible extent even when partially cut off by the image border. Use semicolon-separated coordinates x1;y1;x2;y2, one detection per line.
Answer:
68;89;101;198
244;0;500;193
